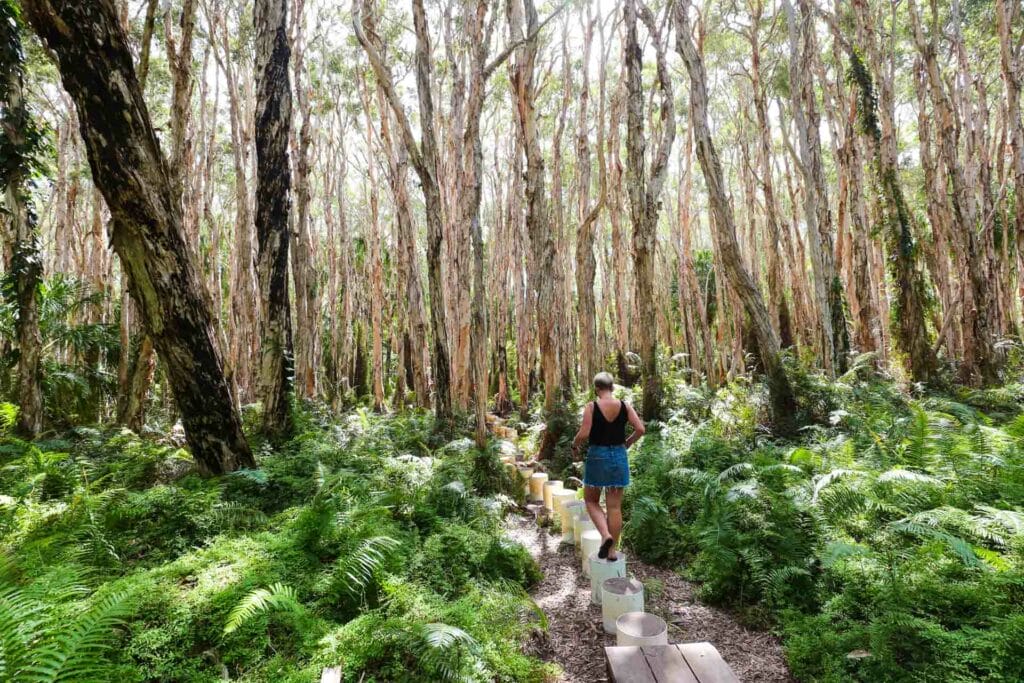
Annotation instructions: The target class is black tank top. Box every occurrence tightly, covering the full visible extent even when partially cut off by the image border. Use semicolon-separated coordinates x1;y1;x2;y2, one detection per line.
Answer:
590;400;627;446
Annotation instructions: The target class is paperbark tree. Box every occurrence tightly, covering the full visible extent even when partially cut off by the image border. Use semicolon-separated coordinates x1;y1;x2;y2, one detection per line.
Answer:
997;0;1024;329
674;0;797;434
624;0;675;421
742;0;792;350
782;0;848;375
907;0;997;385
848;0;939;384
120;0;198;431
508;0;567;457
254;0;295;437
353;0;453;424
289;0;319;401
575;3;607;385
1;2;43;437
22;0;255;474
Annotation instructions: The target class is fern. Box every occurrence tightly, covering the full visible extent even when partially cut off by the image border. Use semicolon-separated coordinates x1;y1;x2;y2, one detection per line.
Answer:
26;590;131;682
0;565;129;683
223;583;303;635
332;536;401;599
414;622;483;683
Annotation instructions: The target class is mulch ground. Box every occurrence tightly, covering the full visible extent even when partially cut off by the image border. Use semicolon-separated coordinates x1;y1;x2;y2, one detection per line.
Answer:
505;514;793;683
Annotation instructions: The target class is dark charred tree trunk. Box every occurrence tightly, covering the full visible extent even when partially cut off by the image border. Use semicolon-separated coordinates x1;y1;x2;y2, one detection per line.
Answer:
254;0;294;438
1;5;44;437
23;0;255;474
674;0;797;434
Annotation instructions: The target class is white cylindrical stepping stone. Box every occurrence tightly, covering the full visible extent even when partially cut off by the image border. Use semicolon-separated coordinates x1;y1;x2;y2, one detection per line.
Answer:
589;552;626;605
601;577;644;634
552;489;576;520
528;472;547;502
615;612;668;647
560;501;585;543
542;480;563;511
580;530;602;577
574;514;597;547
518;467;534;496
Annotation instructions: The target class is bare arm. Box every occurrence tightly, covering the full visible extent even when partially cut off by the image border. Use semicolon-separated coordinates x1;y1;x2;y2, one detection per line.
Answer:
572;403;593;451
625;403;645;448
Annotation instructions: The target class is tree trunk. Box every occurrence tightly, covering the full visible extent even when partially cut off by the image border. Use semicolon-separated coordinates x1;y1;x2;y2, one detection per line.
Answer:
849;0;939;384
23;0;254;474
1;7;44;437
746;0;792;351
575;3;607;386
996;0;1024;334
353;0;453;424
624;0;675;421
783;0;849;375
254;0;294;437
674;0;797;434
508;0;567;456
907;0;997;385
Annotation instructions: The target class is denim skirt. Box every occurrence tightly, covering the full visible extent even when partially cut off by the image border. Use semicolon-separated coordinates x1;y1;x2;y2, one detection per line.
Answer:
584;444;630;488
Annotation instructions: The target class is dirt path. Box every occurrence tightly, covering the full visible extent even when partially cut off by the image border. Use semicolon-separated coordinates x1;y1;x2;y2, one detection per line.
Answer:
505;514;792;683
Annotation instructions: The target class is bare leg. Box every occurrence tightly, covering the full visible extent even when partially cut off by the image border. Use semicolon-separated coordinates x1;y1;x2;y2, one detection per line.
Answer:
605;487;624;560
584;486;610;540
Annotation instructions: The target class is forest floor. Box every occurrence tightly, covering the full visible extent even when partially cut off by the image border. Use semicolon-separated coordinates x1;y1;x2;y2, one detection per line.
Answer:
506;513;792;683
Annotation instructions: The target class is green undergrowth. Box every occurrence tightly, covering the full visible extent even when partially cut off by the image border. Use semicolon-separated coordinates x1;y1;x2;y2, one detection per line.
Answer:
0;406;552;682
624;358;1024;682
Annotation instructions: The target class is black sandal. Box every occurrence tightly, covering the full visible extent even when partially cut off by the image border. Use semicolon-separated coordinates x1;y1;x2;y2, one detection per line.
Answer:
598;537;614;560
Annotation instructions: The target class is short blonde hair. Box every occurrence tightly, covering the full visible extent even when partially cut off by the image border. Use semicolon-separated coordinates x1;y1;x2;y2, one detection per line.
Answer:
593;372;614;391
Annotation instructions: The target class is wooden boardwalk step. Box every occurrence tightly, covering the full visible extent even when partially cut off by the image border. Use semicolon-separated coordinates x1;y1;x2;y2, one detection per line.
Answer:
605;642;739;683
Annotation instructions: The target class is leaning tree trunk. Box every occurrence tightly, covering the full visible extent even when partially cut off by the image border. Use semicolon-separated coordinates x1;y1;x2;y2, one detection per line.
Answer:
624;0;675;421
22;0;254;474
674;0;797;435
254;0;294;438
1;6;44;437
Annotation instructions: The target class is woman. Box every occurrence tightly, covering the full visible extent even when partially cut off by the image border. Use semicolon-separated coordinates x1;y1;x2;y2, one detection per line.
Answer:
571;372;645;561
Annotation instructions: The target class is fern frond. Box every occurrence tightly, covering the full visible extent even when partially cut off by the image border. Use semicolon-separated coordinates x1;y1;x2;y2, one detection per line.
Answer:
875;469;943;485
887;520;981;567
332;536;401;599
223;583;303;635
26;590;130;683
812;469;858;504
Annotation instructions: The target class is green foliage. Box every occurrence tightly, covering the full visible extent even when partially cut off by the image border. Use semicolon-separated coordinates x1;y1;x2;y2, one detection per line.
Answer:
223;582;303;635
0;275;119;427
0;409;549;681
415;525;540;598
0;560;131;682
627;369;1024;679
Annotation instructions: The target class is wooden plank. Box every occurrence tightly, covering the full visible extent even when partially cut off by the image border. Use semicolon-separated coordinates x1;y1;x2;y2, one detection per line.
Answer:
605;646;658;683
320;666;341;683
641;645;699;683
677;642;740;683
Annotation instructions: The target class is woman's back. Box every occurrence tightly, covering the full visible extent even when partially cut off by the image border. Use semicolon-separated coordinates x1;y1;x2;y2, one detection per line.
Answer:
590;398;627;446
